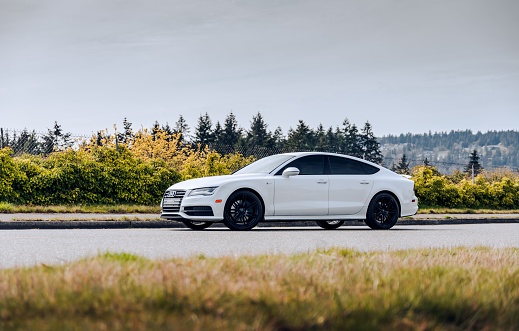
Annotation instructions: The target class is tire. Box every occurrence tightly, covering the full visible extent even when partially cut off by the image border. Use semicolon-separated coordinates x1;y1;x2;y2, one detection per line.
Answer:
182;221;212;230
365;192;400;230
316;220;345;229
223;190;264;231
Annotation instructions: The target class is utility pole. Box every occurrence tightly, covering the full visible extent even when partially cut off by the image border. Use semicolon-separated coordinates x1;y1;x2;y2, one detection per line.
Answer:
0;128;3;149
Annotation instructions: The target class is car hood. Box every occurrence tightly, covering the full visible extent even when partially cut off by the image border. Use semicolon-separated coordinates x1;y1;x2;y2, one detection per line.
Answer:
167;173;268;191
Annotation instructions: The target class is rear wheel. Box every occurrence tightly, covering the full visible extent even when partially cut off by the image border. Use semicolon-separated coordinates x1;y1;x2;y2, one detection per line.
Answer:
316;220;344;229
365;193;400;230
182;221;212;230
223;190;264;231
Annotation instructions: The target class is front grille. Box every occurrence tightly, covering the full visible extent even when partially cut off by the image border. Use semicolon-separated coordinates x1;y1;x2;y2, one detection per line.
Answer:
161;190;186;213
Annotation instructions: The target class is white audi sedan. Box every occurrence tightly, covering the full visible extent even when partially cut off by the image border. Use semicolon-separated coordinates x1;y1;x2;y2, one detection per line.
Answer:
161;152;418;230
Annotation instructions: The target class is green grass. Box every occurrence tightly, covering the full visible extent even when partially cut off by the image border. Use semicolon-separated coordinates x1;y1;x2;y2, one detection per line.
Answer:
0;247;517;330
417;207;519;214
0;202;160;214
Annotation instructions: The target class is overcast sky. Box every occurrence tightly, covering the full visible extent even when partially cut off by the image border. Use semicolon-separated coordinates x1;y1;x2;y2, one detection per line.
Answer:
1;0;518;137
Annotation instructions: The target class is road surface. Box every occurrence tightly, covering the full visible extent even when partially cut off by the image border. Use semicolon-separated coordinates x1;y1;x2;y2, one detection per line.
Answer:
1;223;518;268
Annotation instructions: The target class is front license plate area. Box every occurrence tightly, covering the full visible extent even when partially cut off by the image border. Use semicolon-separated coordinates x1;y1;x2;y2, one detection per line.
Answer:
163;198;181;205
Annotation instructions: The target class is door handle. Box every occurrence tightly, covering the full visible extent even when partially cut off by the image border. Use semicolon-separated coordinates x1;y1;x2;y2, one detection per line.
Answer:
360;181;370;185
317;180;328;184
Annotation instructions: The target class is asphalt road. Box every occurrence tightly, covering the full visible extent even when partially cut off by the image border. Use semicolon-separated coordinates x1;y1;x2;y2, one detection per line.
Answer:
1;223;518;269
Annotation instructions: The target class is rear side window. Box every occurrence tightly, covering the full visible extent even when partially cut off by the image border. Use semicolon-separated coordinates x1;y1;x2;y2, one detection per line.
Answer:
275;155;325;175
328;156;380;175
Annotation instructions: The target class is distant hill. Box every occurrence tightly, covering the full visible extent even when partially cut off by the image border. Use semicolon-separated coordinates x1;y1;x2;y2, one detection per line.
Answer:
379;130;519;174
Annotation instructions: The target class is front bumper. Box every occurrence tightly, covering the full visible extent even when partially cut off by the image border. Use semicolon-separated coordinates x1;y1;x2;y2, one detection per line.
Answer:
161;189;225;222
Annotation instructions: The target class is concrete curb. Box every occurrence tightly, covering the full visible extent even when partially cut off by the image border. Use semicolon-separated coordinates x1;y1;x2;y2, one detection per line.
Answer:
0;218;518;230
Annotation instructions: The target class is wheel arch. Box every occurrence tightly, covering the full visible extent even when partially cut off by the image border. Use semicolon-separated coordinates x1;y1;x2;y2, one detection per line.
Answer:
226;187;266;216
369;190;402;217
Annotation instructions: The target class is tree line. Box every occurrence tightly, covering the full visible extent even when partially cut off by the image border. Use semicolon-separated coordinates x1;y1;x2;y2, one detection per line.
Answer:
132;112;383;164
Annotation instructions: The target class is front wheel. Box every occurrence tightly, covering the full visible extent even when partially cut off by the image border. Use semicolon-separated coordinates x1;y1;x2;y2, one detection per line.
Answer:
365;193;400;230
316;220;344;229
223;190;264;231
182;221;212;230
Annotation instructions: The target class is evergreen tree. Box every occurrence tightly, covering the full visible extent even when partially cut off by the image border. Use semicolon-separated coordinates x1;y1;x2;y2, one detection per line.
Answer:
423;157;430;166
194;113;213;145
161;122;173;136
13;129;41;155
96;131;104;146
314;123;328;151
246;112;272;148
174;114;190;141
272;126;284;149
151;121;161;141
394;153;410;175
361;121;383;164
221;112;241;146
117;118;134;144
213;121;223;145
465;150;483;176
161;122;175;141
42;121;72;154
345;123;363;158
286;120;315;150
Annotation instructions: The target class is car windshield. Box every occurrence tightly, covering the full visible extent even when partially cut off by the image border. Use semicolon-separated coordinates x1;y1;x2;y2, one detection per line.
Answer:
233;154;295;175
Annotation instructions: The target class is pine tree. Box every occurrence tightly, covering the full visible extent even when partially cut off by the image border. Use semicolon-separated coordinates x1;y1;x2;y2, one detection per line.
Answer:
174;114;190;142
361;121;383;164
213;121;223;145
247;112;272;148
272;126;284;149
13;129;41;155
286;120;315;151
326;126;339;152
345;123;363;158
465;150;483;176
117;118;134;144
314;123;328;151
221;112;241;146
151;121;161;141
42;121;72;154
194;113;213;145
394;154;410;175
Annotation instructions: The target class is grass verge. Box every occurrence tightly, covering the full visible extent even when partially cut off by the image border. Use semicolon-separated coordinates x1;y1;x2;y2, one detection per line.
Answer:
0;247;517;330
417;207;519;214
0;202;159;214
1;202;519;215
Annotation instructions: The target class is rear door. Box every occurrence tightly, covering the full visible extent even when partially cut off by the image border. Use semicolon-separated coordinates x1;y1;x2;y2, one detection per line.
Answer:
327;155;377;215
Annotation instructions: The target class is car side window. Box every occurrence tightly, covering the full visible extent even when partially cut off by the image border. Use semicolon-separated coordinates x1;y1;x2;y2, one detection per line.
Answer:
275;155;325;175
328;156;380;175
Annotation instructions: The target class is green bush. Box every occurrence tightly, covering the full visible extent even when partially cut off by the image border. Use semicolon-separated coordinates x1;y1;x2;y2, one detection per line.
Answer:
412;165;519;209
3;146;519;209
0;147;180;205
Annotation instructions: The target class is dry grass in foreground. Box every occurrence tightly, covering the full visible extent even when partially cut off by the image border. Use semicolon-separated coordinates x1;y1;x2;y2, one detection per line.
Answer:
0;247;518;330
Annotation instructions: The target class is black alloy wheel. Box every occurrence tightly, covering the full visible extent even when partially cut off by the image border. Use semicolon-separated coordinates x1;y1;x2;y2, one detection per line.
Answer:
365;193;400;230
223;190;264;230
182;221;213;230
316;220;345;229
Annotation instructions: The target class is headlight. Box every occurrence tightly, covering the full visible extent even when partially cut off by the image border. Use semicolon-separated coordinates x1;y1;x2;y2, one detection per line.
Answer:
188;187;218;197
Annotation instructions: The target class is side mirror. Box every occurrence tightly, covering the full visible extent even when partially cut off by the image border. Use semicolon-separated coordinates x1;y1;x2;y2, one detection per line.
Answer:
282;167;300;178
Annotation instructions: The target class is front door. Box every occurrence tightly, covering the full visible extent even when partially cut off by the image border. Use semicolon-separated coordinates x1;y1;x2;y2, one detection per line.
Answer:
273;155;328;216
